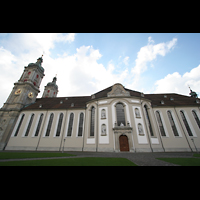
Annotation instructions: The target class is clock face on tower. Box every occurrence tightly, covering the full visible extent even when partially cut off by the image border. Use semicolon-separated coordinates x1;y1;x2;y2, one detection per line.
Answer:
15;89;22;95
28;92;34;99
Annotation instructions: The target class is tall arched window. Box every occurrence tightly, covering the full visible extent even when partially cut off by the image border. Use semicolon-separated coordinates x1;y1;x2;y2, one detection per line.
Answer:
56;113;63;137
144;105;154;136
35;114;44;137
90;107;95;137
14;114;25;137
156;111;166;136
167;111;179;136
45;113;54;136
180;111;193;136
192;110;200;129
25;114;34;136
78;113;84;137
67;113;74;137
116;103;126;126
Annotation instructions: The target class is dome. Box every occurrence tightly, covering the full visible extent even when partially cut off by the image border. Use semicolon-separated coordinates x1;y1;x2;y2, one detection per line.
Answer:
47;76;58;89
28;56;44;72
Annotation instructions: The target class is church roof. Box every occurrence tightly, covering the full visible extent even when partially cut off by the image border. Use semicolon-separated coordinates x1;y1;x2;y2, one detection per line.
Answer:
22;85;200;111
145;93;200;107
22;96;91;110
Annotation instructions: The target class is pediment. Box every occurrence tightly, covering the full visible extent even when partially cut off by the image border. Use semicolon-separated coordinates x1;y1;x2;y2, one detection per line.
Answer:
107;83;130;97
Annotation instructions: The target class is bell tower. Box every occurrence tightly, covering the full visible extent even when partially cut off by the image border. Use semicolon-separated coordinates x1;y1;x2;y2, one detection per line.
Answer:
0;56;45;150
42;76;58;98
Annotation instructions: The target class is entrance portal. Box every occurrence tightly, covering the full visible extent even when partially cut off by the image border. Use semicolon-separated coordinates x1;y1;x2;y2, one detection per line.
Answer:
119;135;129;151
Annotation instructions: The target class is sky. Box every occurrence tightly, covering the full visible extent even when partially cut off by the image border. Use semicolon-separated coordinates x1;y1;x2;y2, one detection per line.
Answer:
0;33;200;108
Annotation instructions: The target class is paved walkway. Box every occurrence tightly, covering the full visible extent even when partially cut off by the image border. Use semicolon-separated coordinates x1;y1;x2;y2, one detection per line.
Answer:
0;151;197;166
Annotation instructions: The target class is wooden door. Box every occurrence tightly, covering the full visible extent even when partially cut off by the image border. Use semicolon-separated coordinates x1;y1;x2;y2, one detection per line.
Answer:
119;135;129;151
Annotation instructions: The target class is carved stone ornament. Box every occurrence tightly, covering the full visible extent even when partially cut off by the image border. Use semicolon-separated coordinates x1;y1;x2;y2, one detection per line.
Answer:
113;126;132;134
107;83;130;97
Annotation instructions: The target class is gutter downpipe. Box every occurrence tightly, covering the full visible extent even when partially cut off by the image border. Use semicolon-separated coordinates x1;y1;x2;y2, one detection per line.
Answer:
141;100;153;152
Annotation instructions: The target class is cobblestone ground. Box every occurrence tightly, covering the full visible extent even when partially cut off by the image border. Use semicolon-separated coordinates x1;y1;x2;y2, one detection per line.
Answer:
0;151;196;166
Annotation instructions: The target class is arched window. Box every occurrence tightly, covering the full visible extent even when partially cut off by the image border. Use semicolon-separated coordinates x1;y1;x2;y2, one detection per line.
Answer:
35;113;44;136
67;113;74;136
25;114;34;136
156;111;166;136
167;111;179;136
56;113;63;137
192;110;200;129
45;113;54;136
144;105;154;136
116;103;126;126
101;109;106;119
78;113;84;137
14;114;25;137
180;111;193;136
90;107;95;137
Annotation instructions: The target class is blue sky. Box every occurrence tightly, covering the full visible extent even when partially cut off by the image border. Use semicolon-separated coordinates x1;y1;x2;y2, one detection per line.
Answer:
0;33;200;107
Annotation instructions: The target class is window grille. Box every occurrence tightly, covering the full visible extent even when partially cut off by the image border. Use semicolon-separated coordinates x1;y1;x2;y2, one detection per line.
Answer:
167;111;179;136
156;111;166;136
78;113;84;137
192;110;200;129
45;113;54;136
35;114;44;136
180;111;193;136
56;113;63;137
116;103;126;126
90;107;95;136
25;114;34;136
14;114;25;137
67;113;74;136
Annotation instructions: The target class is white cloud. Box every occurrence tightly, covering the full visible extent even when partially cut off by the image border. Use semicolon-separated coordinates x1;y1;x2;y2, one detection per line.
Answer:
123;56;129;66
154;64;200;96
132;37;178;75
126;37;178;91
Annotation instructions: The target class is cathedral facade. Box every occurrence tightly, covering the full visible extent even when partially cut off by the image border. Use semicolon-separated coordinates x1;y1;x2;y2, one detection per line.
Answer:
1;57;200;152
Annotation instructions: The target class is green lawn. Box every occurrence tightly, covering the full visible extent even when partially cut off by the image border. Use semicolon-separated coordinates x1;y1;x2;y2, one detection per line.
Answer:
193;153;200;157
0;157;137;166
157;157;200;166
0;152;75;159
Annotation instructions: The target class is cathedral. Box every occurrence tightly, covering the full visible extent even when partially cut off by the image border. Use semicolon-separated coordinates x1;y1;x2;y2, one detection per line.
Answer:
0;56;200;152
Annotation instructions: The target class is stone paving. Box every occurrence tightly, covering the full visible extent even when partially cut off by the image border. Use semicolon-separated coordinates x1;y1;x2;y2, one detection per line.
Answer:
0;151;197;166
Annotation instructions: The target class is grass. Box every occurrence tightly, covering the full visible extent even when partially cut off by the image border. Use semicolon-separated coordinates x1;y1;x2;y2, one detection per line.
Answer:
0;152;75;159
157;154;200;166
0;157;137;166
193;153;200;157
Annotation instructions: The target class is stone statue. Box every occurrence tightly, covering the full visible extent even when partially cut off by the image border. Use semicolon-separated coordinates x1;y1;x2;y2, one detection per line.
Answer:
135;108;140;118
101;109;106;118
120;122;124;127
101;124;106;136
138;123;144;136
